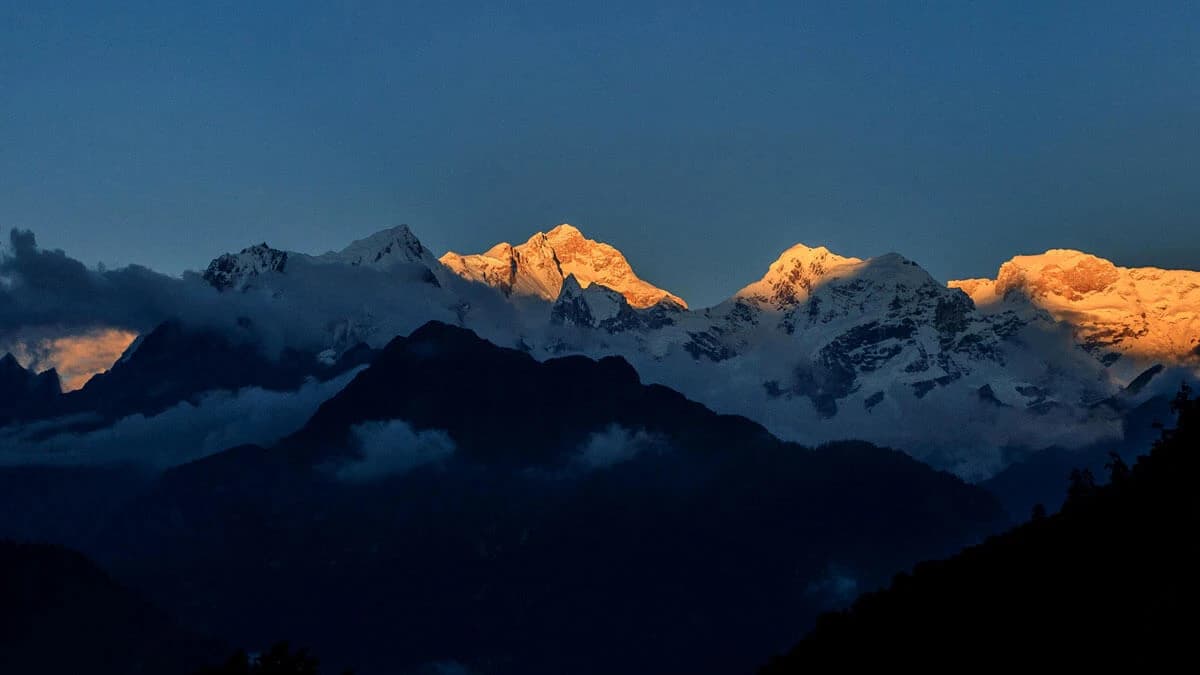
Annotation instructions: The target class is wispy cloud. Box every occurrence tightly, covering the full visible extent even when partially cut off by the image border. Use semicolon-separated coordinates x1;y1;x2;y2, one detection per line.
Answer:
333;420;456;482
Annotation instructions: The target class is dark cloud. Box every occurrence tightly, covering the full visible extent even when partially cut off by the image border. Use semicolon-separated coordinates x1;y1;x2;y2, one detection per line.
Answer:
0;228;193;335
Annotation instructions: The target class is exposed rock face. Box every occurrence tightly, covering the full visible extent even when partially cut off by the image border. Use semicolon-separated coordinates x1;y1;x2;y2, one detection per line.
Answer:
440;224;686;309
202;243;288;291
951;249;1200;368
550;275;682;333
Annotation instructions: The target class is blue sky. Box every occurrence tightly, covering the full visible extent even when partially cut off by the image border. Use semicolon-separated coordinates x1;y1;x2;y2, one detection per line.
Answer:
2;1;1197;307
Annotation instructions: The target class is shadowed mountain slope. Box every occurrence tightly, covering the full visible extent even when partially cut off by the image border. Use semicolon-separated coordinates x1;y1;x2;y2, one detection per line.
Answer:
0;540;222;675
762;386;1200;670
88;321;1004;675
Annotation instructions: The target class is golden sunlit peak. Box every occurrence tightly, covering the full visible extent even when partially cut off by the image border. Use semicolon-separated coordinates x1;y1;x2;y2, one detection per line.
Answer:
950;250;1200;366
439;224;687;310
547;223;582;236
776;242;837;259
767;242;862;271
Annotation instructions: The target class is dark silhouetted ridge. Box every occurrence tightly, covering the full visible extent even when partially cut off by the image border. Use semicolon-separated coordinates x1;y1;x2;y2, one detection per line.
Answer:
0;540;222;674
292;320;774;465
762;386;1200;671
0;353;61;424
90;320;1003;675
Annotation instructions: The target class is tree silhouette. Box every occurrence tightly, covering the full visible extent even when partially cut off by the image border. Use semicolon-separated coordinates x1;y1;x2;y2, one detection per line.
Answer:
760;383;1200;671
1105;451;1131;485
1066;467;1096;504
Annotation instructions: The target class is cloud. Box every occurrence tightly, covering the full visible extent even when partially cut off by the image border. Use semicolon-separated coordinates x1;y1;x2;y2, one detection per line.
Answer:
0;367;364;470
333;420;456;482
611;333;1126;482
574;424;665;469
0;229;195;334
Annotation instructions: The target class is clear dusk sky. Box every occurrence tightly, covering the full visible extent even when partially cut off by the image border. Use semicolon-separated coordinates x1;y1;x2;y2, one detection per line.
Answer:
2;1;1198;307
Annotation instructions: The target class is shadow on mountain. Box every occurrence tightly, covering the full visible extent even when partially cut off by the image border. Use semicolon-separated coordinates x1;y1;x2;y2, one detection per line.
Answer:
983;365;1198;517
761;385;1200;670
62;322;1004;675
0;540;223;675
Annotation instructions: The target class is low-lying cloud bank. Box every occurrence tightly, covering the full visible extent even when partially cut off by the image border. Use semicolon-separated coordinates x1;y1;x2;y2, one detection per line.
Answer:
0;368;363;470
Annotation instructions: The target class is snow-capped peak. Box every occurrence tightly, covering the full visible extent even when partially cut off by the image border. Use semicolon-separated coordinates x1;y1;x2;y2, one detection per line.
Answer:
202;243;289;291
543;224;687;309
734;243;863;310
316;224;437;269
950;249;1200;369
203;226;445;293
439;223;686;309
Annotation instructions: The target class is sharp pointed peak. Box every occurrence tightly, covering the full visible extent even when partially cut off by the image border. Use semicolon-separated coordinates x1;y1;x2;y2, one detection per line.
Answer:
483;242;515;257
546;223;583;238
560;272;585;292
340;224;423;249
771;242;860;265
521;230;554;247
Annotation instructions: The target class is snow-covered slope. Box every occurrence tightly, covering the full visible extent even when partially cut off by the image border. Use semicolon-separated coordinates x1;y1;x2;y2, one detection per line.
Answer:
198;225;1141;479
202;243;289;292
951;250;1200;378
203;225;445;292
440;224;686;309
199;226;525;355
313;225;445;274
524;242;1118;479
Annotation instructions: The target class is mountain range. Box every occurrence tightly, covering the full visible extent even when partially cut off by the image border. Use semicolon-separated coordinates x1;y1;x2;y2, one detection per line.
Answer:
3;321;1003;675
3;222;1199;673
5;223;1198;480
184;225;1200;477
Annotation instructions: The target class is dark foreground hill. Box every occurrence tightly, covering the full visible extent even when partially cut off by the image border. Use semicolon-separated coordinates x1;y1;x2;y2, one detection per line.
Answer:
0;540;222;675
761;385;1200;670
79;322;1004;675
